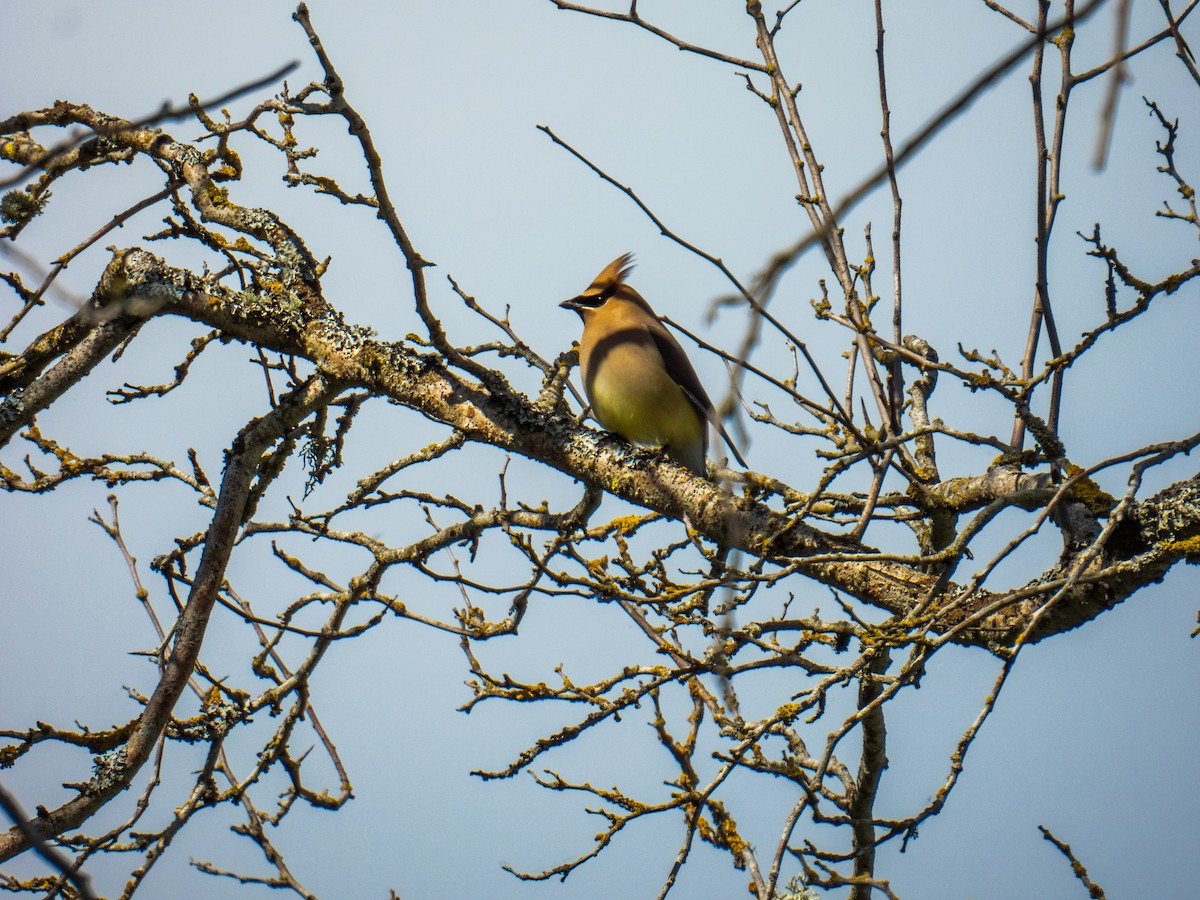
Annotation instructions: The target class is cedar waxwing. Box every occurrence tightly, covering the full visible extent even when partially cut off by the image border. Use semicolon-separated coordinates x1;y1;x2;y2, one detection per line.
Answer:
560;253;746;477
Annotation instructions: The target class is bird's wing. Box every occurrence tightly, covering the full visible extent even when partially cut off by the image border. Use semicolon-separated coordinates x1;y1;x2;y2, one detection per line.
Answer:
646;323;713;416
647;323;748;469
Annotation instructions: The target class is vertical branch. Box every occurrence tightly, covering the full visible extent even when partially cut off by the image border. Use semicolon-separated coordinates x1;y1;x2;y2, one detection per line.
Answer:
875;0;905;434
746;2;894;434
745;4;851;286
1092;0;1133;169
847;649;891;900
1042;2;1073;437
1014;0;1050;452
1014;1;1070;449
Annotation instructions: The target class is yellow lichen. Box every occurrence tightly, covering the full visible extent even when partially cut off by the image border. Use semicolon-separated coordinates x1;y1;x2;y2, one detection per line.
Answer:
1164;535;1200;563
775;702;802;724
608;515;643;536
1065;464;1116;514
719;816;747;855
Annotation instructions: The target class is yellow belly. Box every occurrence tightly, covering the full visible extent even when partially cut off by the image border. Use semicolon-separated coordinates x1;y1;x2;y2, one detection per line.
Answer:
585;343;705;472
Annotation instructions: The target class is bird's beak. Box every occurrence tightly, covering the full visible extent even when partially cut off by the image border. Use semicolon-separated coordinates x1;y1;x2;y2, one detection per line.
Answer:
559;296;585;311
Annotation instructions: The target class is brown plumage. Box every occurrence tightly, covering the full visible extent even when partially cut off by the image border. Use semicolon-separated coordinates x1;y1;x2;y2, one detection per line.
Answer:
560;253;745;477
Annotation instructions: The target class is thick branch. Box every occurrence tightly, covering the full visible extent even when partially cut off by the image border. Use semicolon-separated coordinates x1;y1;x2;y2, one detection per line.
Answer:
0;375;340;862
82;250;1200;654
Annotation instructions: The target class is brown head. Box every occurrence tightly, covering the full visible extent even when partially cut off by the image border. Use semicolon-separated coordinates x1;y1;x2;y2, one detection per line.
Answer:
559;253;641;319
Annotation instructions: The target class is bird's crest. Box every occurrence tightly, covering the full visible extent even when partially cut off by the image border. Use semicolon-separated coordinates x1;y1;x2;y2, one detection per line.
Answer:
588;252;636;294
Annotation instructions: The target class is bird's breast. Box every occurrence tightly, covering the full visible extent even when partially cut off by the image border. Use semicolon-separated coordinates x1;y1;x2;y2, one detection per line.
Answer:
581;328;703;448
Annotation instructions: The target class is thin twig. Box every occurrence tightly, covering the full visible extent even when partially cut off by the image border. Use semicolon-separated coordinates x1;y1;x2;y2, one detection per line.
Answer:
1038;825;1108;899
0;62;299;191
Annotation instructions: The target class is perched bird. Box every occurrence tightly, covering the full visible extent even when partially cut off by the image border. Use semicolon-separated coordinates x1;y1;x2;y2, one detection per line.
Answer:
560;253;746;477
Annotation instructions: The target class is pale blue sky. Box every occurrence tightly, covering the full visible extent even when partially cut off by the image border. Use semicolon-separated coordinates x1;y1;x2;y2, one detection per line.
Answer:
3;2;1199;898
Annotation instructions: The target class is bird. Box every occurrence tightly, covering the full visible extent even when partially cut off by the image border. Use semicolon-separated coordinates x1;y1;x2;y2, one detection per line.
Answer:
560;253;746;477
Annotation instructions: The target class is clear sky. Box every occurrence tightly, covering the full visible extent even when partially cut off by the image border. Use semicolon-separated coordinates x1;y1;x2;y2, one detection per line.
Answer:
3;2;1199;898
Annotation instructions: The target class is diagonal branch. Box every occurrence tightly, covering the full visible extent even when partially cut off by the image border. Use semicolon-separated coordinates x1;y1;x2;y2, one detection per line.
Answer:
0;374;341;863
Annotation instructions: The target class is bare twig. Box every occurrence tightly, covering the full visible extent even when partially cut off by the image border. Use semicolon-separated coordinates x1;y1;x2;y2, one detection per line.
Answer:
0;62;299;191
1039;825;1108;899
